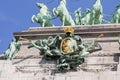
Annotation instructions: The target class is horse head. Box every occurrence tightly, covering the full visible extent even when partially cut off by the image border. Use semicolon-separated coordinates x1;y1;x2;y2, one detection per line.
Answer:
36;3;47;9
116;4;120;9
74;8;81;15
85;8;91;13
60;0;66;5
93;0;102;12
81;8;92;25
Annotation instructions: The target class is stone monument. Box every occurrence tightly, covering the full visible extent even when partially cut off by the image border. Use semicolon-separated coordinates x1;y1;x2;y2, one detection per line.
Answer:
0;0;120;80
0;24;120;80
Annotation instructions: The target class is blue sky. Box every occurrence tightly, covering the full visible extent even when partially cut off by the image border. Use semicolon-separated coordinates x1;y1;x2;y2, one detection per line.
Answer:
0;0;120;54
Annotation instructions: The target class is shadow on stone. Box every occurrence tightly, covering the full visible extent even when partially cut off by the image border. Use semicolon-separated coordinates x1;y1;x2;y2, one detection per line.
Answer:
13;55;33;64
111;53;120;71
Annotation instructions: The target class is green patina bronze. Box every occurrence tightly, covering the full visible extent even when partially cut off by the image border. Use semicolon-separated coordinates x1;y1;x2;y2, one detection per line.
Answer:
4;38;22;60
52;0;75;26
74;0;103;25
28;27;102;71
74;8;82;25
81;8;92;25
31;0;120;26
91;0;103;24
28;36;62;60
111;5;120;23
31;3;53;27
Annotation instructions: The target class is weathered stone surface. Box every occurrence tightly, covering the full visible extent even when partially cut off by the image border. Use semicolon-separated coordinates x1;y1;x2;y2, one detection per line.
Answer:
1;24;120;80
0;60;15;77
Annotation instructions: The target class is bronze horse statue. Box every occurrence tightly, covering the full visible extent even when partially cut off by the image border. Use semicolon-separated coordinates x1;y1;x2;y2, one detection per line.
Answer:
31;3;53;27
111;5;120;23
52;0;75;26
74;8;82;25
91;0;103;24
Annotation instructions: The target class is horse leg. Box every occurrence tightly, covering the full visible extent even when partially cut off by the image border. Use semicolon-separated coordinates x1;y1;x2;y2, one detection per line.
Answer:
92;16;95;25
62;16;65;26
52;8;56;16
42;20;45;27
81;19;84;25
116;19;119;23
116;15;119;23
99;15;103;24
31;15;36;23
31;15;39;23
